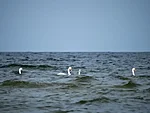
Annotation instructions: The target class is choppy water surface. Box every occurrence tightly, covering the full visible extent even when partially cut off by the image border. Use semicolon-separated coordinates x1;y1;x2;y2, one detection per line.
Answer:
0;52;150;113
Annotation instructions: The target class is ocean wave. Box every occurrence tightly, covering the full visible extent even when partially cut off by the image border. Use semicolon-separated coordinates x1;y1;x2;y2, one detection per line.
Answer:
46;57;62;61
143;88;150;93
114;80;140;88
137;75;150;78
115;75;131;80
0;80;81;89
0;80;49;88
57;83;79;89
76;96;113;104
74;76;95;82
0;64;58;70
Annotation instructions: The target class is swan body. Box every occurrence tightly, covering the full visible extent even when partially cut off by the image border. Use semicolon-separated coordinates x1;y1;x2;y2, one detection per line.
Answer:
132;68;136;76
78;69;92;77
57;67;72;76
57;73;67;75
19;68;23;74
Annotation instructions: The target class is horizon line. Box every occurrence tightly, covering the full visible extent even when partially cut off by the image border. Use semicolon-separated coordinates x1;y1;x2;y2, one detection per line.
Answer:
0;51;150;53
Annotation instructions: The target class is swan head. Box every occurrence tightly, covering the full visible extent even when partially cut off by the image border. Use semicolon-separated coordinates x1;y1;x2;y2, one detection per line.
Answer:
68;67;72;71
132;68;136;76
19;67;23;74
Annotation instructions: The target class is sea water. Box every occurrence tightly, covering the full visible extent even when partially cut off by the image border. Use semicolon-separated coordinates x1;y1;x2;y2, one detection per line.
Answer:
0;52;150;113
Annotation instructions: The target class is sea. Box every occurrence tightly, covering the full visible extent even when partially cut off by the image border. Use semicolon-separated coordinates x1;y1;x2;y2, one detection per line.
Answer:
0;52;150;113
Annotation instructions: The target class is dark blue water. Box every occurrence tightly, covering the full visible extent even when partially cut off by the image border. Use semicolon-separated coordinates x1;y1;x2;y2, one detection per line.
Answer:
0;52;150;113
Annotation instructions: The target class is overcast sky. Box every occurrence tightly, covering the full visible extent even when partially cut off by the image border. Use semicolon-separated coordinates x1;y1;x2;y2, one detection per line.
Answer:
0;0;150;52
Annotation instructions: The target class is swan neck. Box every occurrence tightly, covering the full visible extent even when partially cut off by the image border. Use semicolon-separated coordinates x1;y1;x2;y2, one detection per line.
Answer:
19;69;22;74
132;70;135;76
68;69;71;76
78;71;80;75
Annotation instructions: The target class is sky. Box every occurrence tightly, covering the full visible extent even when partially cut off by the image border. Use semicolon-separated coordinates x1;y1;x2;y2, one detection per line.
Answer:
0;0;150;52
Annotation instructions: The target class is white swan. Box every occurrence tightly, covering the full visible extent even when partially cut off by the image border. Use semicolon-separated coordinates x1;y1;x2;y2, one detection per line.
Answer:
132;68;136;76
57;67;72;76
78;69;81;75
19;67;23;74
78;69;92;77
